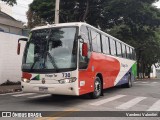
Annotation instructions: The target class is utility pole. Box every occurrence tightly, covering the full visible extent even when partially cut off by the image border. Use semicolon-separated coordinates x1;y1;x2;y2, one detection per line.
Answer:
55;0;60;24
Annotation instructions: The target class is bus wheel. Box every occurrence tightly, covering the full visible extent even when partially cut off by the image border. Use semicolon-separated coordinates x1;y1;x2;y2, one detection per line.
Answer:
90;77;102;99
126;74;132;88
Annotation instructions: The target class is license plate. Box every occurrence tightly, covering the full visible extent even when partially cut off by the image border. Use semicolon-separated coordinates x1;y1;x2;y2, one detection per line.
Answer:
39;87;48;92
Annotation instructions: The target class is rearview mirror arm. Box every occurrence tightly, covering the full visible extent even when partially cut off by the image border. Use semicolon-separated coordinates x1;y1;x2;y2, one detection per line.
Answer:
78;35;84;43
18;38;28;43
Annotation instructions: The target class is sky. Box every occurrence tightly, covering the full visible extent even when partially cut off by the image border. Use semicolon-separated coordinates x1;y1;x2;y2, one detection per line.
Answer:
12;0;33;23
154;0;160;8
11;0;160;23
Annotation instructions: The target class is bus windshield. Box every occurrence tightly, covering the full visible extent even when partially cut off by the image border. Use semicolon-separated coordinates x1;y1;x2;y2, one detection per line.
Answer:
22;27;78;73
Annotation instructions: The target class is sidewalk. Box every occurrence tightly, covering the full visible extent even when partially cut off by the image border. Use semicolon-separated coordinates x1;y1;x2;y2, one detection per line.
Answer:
0;85;22;94
136;78;160;81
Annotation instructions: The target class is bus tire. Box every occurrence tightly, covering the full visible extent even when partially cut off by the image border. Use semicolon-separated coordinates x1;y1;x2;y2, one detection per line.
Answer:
126;74;132;88
90;77;102;99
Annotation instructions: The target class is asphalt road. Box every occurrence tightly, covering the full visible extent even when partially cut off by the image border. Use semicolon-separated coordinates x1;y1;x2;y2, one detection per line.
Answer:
0;79;160;120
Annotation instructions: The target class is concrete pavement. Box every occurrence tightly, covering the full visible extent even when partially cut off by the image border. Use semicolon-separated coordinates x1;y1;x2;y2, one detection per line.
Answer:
0;79;160;120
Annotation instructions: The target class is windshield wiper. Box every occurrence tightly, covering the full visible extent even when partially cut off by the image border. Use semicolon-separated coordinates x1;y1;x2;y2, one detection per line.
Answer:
46;52;59;71
30;59;39;70
30;56;45;70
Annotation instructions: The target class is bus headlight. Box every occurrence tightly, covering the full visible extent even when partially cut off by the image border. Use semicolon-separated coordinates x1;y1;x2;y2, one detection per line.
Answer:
21;78;30;83
58;77;77;84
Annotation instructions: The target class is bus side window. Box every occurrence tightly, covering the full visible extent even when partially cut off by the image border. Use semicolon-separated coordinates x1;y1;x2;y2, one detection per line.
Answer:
110;38;116;56
79;26;90;69
26;43;35;64
133;49;136;60
102;35;110;54
91;30;101;53
96;33;101;53
80;26;91;51
130;48;133;59
126;46;130;59
122;44;126;58
116;41;122;57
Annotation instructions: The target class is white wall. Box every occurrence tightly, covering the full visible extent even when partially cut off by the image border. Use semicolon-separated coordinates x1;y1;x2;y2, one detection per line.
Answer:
150;65;156;78
150;64;160;78
0;32;26;84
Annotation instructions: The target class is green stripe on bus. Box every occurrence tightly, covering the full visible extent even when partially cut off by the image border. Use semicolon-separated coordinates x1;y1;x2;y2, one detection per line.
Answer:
132;62;137;77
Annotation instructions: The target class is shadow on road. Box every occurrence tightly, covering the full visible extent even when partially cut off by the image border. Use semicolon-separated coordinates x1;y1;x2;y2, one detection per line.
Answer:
24;86;126;107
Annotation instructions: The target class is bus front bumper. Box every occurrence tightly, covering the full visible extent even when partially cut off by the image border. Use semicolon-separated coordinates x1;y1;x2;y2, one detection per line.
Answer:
21;82;79;96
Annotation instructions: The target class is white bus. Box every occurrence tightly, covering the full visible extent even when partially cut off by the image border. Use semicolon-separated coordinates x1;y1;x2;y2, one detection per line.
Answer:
17;22;137;98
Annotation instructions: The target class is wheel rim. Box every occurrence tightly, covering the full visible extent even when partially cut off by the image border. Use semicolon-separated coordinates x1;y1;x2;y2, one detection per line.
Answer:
94;80;101;96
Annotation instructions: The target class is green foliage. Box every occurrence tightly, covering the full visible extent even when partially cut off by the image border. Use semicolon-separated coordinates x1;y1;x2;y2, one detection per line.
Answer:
27;0;55;28
104;0;160;78
27;0;105;28
101;0;160;29
1;0;16;6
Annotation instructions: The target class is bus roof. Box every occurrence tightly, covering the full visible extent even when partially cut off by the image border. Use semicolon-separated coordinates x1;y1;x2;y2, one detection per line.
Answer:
32;22;134;49
32;22;83;30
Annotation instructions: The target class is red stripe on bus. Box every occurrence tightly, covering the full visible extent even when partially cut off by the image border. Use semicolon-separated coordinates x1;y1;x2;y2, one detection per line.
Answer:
79;52;120;95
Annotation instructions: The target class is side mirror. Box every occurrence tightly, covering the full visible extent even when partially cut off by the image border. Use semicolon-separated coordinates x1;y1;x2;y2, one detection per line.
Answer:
17;38;28;55
19;38;28;41
17;42;21;55
82;43;88;57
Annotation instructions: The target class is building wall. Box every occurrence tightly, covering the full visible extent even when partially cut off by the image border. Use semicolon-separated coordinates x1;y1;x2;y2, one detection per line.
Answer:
0;15;23;28
0;23;9;32
156;69;160;78
0;32;26;84
150;65;156;78
0;23;22;35
0;12;23;35
150;64;160;78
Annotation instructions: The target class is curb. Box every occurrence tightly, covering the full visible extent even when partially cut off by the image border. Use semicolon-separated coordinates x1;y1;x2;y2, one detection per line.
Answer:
0;85;22;94
136;78;160;81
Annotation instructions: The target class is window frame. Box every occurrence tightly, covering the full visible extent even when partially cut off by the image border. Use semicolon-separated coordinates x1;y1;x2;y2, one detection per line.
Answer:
116;41;123;58
79;25;91;70
126;46;131;59
122;44;127;58
90;29;102;53
80;25;92;52
110;38;116;56
101;34;110;55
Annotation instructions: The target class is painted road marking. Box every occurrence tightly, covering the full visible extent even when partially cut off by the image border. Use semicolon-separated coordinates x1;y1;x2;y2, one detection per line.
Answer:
136;84;159;86
116;97;146;110
28;94;51;99
152;82;158;84
90;95;126;106
0;91;23;96
135;81;159;84
12;93;36;97
147;99;160;111
36;108;79;120
141;82;149;84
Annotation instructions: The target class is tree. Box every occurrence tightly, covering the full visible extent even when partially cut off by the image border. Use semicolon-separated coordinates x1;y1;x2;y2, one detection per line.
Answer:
1;0;16;6
106;0;160;78
27;0;160;28
27;0;105;28
27;8;46;28
27;0;55;28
